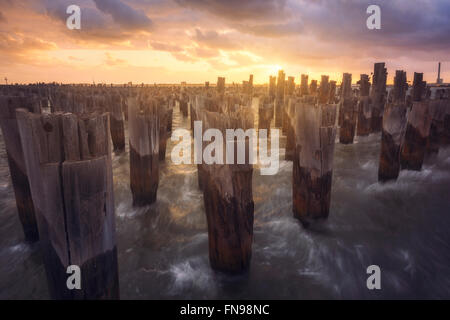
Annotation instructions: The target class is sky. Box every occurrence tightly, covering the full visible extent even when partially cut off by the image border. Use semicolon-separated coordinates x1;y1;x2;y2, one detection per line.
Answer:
0;0;449;85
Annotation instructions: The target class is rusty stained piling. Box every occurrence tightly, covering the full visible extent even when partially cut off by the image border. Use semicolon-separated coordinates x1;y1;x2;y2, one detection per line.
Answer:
293;102;337;226
0;96;41;242
356;74;372;136
339;73;358;144
128;96;160;206
400;73;433;171
16;110;119;300
200;108;254;273
370;63;388;133
378;70;408;182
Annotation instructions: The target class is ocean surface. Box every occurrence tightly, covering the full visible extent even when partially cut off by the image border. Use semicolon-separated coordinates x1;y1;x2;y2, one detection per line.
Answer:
1;102;450;299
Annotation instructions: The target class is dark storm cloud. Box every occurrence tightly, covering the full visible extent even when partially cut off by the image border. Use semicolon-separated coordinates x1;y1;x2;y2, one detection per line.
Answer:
294;0;450;51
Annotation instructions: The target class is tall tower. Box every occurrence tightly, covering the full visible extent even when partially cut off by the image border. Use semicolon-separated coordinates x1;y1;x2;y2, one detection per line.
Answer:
437;62;443;84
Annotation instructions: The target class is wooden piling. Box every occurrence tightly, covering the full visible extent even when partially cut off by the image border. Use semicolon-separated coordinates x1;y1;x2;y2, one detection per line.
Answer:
128;96;160;205
339;73;357;144
0;96;40;242
108;92;125;152
16;110;119;300
400;74;433;171
378;71;408;182
293;103;337;225
300;74;309;96
275;70;285;127
356;74;372;136
200;108;254;273
370;63;387;132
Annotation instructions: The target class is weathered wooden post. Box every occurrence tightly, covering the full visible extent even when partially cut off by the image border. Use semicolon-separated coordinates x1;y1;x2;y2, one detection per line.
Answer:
370;62;387;132
309;80;318;95
217;77;225;96
400;73;433;171
201;108;254;273
108;91;125;152
0;96;40;242
275;70;285;127
300;74;309;96
16;110;119;300
258;96;273;130
293;103;337;226
286;76;295;95
179;93;189;117
285;97;299;161
128;96;160;205
378;70;408;182
269;76;277;101
357;74;372;136
329;80;337;104
158;102;171;161
318;75;330;104
426;98;447;156
339;73;357;144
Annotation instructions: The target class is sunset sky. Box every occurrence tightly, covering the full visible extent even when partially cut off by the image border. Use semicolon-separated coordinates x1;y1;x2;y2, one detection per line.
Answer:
0;0;449;85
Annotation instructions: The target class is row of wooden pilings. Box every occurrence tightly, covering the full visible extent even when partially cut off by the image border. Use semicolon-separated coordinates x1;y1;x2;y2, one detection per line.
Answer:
1;66;450;297
0;85;178;299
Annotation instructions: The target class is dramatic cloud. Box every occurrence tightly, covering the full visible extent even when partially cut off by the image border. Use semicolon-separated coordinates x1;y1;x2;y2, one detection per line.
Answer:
93;0;153;31
175;0;288;21
1;0;449;83
193;29;239;50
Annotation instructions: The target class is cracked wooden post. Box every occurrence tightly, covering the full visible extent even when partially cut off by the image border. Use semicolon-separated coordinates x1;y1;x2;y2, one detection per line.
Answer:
400;73;433;171
339;73;357;144
201;108;254;273
378;70;408;182
318;75;330;104
128;96;160;205
269;76;276;101
357;74;372;136
275;70;285;127
108;91;125;152
300;74;309;96
0;96;40;242
329;80;337;104
258;96;273;130
370;62;387;132
293;103;337;226
16;110;119;300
